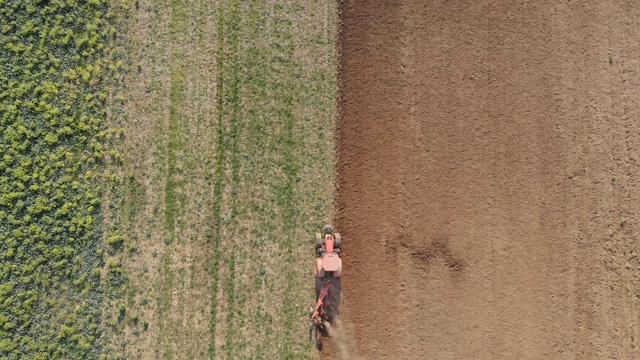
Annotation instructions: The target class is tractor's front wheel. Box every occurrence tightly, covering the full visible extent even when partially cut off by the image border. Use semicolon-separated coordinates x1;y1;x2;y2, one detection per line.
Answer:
315;233;323;250
334;233;341;249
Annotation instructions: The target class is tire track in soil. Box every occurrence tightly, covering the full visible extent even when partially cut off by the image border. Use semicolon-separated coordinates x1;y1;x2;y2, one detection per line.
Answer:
330;1;640;359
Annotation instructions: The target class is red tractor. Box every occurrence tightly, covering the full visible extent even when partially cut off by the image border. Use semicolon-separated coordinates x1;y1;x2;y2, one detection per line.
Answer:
309;225;342;348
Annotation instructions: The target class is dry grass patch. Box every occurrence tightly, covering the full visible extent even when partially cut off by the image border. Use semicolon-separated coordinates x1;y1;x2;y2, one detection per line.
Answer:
105;0;219;359
106;0;337;359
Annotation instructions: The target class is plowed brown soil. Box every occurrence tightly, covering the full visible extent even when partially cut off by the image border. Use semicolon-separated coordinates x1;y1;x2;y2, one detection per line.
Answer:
331;1;640;359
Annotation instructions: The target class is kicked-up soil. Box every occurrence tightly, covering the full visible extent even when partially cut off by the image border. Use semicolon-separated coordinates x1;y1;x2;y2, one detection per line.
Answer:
332;1;640;359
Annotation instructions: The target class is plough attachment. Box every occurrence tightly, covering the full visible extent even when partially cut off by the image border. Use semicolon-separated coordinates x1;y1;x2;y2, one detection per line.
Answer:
309;280;336;348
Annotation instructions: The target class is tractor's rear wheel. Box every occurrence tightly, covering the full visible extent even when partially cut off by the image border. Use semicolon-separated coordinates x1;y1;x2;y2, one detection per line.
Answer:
327;277;341;320
334;232;341;249
315;277;323;300
315;233;323;250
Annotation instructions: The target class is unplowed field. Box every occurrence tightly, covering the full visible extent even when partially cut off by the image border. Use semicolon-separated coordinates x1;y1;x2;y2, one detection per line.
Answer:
110;1;336;359
331;1;640;359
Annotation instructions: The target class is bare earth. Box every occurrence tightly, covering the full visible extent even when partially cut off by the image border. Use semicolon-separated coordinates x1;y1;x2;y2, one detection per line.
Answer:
331;1;640;359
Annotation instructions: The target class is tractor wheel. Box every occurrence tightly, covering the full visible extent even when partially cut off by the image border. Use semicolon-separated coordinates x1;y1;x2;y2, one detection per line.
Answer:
327;277;341;320
315;233;323;250
334;233;341;249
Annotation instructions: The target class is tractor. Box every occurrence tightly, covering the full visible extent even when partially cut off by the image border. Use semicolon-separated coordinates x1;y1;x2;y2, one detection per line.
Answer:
309;225;342;349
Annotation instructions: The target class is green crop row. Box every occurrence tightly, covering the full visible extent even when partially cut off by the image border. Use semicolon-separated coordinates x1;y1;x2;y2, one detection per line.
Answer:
0;0;122;358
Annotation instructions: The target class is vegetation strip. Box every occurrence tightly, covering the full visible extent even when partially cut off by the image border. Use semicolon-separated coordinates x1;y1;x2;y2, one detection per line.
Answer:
222;0;241;357
209;1;228;357
165;68;185;232
0;0;122;358
165;0;188;234
272;7;302;356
